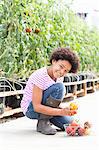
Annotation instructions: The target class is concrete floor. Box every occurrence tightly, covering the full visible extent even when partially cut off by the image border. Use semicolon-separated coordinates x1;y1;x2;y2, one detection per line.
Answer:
0;91;99;150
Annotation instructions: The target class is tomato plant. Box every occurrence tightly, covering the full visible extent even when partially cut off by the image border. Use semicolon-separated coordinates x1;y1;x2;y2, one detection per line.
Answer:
0;0;99;79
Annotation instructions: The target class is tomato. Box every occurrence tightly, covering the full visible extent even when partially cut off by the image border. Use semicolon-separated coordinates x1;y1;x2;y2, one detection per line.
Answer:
66;126;75;136
70;121;79;127
84;121;91;129
34;28;40;33
77;127;85;136
25;28;32;33
69;102;78;110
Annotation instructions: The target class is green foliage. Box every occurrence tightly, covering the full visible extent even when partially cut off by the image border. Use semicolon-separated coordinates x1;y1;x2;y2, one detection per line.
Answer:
0;0;99;79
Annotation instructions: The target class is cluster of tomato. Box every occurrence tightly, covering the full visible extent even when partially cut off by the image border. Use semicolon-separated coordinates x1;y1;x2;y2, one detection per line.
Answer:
25;28;40;33
65;122;84;136
68;102;78;116
65;121;91;136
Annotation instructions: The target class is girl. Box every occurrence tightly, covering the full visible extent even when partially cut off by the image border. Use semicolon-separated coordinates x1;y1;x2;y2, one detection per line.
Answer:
21;47;80;135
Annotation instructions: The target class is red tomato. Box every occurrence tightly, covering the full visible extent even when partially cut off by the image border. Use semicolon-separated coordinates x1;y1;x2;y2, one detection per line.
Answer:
66;126;76;136
25;28;32;33
70;121;79;127
77;127;85;136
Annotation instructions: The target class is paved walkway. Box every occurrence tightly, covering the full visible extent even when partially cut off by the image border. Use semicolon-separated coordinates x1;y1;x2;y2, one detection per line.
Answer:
0;91;99;150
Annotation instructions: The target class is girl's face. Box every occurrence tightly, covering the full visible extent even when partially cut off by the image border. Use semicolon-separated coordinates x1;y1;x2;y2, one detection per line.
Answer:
52;60;72;79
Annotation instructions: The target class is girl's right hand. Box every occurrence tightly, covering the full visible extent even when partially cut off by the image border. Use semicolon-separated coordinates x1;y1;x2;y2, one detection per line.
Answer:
61;107;77;116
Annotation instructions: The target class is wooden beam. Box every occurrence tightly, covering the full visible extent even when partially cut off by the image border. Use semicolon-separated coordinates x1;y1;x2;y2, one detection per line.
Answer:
63;78;99;86
0;90;24;97
0;108;23;119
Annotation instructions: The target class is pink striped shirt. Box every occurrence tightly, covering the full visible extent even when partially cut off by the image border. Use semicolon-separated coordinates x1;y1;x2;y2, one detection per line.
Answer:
21;67;63;114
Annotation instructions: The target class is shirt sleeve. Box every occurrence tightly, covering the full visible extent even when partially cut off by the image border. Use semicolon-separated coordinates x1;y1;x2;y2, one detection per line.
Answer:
30;71;44;90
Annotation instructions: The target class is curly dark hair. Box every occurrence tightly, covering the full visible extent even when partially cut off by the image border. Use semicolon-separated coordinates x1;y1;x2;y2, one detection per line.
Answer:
50;47;80;73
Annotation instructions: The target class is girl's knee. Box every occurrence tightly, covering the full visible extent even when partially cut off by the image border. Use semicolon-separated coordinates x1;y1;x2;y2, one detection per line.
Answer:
51;83;66;99
56;83;65;90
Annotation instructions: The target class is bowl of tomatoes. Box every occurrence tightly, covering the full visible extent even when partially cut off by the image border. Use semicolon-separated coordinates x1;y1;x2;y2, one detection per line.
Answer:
64;121;91;136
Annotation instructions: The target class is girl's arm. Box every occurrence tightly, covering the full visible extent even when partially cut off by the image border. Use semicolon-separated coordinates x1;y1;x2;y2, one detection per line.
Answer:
32;85;77;116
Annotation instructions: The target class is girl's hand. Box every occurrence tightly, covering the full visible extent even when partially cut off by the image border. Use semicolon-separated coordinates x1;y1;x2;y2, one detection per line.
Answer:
61;107;77;116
